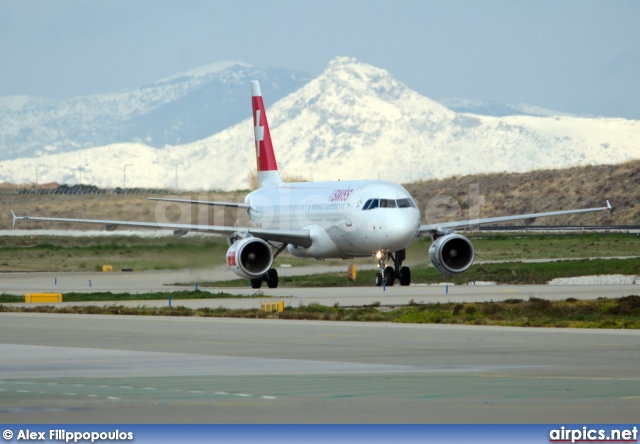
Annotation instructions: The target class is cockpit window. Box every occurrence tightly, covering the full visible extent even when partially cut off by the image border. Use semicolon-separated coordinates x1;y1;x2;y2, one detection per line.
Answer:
362;197;418;210
362;197;418;211
379;199;396;208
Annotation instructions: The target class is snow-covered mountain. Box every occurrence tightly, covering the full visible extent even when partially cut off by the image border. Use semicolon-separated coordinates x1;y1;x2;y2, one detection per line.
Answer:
2;57;639;190
0;62;311;160
439;98;579;118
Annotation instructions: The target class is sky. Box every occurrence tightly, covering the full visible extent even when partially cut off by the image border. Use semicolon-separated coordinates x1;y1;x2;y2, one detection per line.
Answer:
1;0;639;119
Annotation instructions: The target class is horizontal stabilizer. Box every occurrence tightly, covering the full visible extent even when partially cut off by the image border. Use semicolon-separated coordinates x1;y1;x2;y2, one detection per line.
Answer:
148;197;249;209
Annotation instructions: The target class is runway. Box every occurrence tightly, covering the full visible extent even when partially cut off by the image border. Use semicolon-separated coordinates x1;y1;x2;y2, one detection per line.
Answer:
0;269;638;309
1;313;639;423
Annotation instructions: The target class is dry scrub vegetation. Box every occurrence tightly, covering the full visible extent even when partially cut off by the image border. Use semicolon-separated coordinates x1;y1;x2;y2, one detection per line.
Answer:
0;191;250;230
405;160;640;226
1;160;638;230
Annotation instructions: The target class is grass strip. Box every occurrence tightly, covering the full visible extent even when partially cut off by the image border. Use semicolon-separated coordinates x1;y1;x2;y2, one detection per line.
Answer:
0;296;638;329
2;233;638;273
0;290;266;304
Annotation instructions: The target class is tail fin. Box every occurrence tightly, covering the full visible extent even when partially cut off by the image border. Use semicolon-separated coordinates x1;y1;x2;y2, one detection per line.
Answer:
251;80;282;188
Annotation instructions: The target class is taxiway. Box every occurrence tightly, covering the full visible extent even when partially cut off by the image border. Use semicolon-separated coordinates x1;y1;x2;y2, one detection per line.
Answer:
0;269;638;309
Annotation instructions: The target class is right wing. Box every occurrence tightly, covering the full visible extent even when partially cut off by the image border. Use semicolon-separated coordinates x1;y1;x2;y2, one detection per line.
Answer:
418;201;612;236
10;211;312;248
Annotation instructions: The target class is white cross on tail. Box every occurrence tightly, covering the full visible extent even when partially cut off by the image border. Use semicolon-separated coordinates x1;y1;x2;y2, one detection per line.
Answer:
254;110;264;158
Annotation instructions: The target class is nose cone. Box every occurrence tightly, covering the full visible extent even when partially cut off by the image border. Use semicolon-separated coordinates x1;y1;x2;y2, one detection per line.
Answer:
382;208;420;251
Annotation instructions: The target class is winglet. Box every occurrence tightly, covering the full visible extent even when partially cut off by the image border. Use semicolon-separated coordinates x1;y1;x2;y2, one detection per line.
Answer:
606;200;612;217
251;80;262;97
11;210;17;228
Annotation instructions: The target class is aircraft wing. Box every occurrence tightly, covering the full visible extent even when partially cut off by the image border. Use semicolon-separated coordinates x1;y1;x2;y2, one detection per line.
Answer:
10;211;312;248
418;201;612;236
147;197;250;208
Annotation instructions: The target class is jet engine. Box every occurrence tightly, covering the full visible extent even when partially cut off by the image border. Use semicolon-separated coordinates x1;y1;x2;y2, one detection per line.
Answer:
226;237;273;279
428;233;475;275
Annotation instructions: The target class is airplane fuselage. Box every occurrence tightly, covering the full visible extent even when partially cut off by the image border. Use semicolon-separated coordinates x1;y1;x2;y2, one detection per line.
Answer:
245;179;421;258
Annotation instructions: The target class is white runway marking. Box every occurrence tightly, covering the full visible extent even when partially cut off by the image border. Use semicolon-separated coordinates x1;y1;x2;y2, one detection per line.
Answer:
1;380;279;402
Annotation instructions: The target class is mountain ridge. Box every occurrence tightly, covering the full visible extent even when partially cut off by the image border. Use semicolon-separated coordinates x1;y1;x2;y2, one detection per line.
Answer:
0;62;311;159
0;57;638;190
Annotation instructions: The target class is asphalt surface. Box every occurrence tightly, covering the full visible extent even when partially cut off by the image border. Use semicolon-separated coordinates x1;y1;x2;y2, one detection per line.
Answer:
1;313;639;424
1;268;639;424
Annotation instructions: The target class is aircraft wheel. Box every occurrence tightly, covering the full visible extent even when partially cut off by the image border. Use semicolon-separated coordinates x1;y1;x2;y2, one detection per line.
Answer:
375;272;383;287
251;277;263;289
400;266;411;286
385;266;395;286
267;268;279;288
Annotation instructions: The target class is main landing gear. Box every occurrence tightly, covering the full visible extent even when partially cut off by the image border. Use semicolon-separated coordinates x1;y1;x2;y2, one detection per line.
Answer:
374;249;411;287
250;243;287;289
251;268;279;289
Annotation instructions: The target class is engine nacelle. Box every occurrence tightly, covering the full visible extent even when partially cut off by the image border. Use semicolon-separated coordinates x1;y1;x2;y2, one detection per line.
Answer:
226;237;273;279
428;233;475;275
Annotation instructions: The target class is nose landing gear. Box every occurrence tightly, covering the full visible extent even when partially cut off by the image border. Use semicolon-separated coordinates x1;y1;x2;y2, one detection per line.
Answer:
374;249;411;287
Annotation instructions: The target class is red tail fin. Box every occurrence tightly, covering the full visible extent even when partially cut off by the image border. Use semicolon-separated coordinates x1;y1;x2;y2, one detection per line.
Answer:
251;81;282;187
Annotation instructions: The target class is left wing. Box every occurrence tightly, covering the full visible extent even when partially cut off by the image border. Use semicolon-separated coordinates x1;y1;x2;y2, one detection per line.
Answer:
10;211;312;248
418;201;612;236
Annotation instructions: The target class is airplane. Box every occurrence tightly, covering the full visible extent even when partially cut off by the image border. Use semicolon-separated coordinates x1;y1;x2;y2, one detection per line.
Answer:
11;80;612;289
